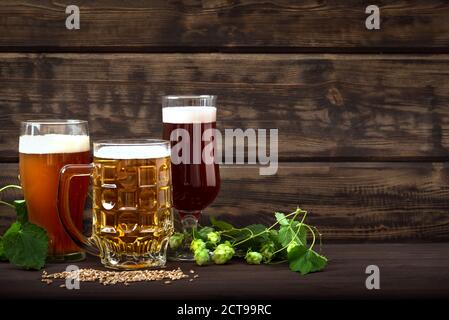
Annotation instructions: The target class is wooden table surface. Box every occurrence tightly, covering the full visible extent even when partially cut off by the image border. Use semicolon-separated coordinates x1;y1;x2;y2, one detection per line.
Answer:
1;243;448;300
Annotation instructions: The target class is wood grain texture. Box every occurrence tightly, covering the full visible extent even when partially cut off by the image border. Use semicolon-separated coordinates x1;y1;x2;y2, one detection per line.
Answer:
1;53;449;161
1;1;449;51
1;244;449;300
212;163;449;242
1;162;448;241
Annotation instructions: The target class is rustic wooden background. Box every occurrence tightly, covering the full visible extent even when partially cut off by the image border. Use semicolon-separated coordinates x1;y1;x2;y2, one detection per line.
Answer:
1;0;448;242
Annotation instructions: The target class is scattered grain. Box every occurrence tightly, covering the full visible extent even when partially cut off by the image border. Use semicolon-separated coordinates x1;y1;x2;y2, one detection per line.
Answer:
41;267;189;286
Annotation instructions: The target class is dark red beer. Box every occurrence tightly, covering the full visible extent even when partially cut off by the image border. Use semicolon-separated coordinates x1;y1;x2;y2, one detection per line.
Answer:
162;106;220;218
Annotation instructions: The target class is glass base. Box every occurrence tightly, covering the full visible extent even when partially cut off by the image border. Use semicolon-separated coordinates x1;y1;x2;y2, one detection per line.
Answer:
168;211;200;262
90;234;170;270
46;251;86;263
168;251;195;262
101;253;167;270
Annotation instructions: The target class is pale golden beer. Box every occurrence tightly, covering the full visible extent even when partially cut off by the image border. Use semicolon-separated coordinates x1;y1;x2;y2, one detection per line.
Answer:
92;153;173;261
59;139;173;269
19;120;90;261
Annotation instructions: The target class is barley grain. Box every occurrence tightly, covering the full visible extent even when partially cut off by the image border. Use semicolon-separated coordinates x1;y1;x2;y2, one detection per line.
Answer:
41;267;189;286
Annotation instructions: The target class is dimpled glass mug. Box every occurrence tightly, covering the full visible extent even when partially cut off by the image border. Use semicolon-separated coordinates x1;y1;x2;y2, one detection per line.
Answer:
58;139;174;269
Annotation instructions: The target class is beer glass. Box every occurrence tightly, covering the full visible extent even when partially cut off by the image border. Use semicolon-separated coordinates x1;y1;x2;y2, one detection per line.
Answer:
19;120;90;261
58;139;174;269
162;95;221;260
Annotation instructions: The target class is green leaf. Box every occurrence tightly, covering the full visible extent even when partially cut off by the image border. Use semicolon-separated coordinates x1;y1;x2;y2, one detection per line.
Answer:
268;229;279;242
232;224;269;251
287;244;309;273
278;223;307;247
3;221;21;238
278;226;290;246
288;246;327;275
14;200;28;223
246;224;268;236
307;250;328;273
3;221;48;270
233;225;264;242
210;216;234;231
275;212;289;226
2;222;23;263
0;236;7;261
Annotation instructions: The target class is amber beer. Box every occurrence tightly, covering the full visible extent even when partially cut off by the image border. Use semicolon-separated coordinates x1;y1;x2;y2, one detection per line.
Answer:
58;140;174;269
19;121;90;261
162;106;220;217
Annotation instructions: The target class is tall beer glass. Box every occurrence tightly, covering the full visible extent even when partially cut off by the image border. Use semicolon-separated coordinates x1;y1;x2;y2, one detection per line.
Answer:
162;95;220;260
19;120;90;261
58;139;174;269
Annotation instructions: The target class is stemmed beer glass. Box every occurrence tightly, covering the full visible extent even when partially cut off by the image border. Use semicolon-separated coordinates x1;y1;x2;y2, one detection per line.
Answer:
162;95;221;260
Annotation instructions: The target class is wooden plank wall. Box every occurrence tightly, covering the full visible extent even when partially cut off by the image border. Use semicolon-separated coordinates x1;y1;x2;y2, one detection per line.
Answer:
0;1;448;241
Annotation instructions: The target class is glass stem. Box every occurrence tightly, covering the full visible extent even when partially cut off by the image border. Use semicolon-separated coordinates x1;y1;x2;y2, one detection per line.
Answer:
169;210;201;261
181;213;199;242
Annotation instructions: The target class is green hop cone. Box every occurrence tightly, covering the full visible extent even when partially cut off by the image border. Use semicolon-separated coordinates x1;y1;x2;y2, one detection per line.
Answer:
169;232;184;250
190;239;206;253
212;242;235;264
217;241;234;257
196;226;214;241
260;242;276;263
206;231;221;244
194;248;210;266
245;251;263;265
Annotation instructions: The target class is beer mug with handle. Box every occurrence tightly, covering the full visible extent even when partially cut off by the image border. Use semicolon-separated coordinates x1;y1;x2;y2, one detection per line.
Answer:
20;119;90;262
58;139;174;269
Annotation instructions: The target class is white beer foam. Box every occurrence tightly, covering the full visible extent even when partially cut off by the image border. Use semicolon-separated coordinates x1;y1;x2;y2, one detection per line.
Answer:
19;134;90;154
162;106;216;124
95;145;170;160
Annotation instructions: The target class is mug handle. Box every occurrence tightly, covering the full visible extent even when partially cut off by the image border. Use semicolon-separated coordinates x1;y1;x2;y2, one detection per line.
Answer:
58;163;99;256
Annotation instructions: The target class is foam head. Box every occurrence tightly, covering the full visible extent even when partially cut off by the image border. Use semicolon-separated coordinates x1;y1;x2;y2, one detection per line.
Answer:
19;134;90;154
94;144;170;160
162;106;216;124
